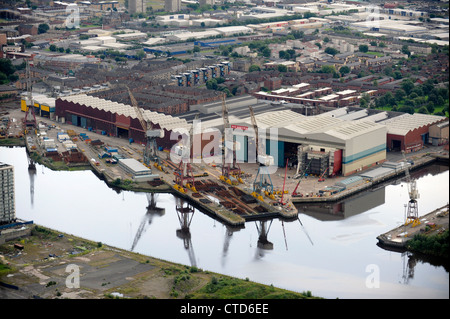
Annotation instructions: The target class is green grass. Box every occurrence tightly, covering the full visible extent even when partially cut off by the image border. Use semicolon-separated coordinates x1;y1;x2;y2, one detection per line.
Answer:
188;276;320;299
366;51;384;57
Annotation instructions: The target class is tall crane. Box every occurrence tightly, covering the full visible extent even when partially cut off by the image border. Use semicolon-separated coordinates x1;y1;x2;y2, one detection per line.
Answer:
220;95;242;185
248;106;274;197
292;160;312;197
23;59;37;131
125;85;164;165
402;151;420;227
174;120;196;193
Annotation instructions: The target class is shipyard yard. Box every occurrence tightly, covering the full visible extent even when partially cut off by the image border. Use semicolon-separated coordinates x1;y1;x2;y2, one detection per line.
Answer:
2;104;448;228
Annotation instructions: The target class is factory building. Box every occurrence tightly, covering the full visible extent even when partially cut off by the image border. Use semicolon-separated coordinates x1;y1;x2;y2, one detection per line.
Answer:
21;94;56;120
199;107;387;177
379;113;447;152
54;94;191;149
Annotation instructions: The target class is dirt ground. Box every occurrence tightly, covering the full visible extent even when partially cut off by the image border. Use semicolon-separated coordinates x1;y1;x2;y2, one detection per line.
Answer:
0;226;212;299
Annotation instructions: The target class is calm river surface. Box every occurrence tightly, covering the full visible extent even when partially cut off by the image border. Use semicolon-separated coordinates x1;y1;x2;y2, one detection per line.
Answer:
1;146;449;299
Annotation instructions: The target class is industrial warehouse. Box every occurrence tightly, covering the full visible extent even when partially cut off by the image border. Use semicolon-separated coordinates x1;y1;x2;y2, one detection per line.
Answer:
39;91;446;179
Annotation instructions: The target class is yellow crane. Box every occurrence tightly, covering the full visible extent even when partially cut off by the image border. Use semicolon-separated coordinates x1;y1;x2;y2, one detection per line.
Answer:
249;105;274;200
220;95;242;185
402;151;420;227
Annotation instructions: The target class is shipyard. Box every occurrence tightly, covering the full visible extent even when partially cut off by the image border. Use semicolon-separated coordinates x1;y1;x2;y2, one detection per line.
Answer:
0;0;449;301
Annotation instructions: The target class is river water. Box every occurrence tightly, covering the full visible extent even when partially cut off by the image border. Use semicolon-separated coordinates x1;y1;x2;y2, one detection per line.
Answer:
1;146;449;299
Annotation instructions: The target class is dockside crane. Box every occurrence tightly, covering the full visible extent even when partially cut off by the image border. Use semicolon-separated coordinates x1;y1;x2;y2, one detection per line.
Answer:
318;167;329;182
220;95;242;185
23;60;37;131
174;119;196;193
125;85;164;166
291;160;312;197
248;105;274;198
402;151;420;227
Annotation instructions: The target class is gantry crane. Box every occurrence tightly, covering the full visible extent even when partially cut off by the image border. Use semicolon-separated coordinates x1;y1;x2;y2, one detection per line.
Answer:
402;151;420;227
23;59;37;131
248;105;274;198
173;121;196;193
125;85;164;165
220;95;242;185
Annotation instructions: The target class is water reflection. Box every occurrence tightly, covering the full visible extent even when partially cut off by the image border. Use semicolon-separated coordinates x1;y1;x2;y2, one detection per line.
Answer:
221;225;240;268
175;198;197;267
1;146;448;299
131;193;165;251
27;154;36;208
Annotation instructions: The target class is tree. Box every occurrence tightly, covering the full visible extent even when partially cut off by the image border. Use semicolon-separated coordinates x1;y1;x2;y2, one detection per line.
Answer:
395;89;406;102
417;106;429;114
398;105;414;114
277;64;287;72
401;79;414;95
135;50;146;60
359;44;369;53
206;79;218;90
248;65;260;72
0;59;16;77
339;66;350;77
38;23;49;34
321;65;336;74
324;47;339;56
401;45;410;56
193;46;200;53
261;47;271;58
49;44;57;52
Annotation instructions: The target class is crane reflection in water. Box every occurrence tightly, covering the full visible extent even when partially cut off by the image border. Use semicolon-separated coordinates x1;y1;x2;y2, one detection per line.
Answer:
131;193;165;252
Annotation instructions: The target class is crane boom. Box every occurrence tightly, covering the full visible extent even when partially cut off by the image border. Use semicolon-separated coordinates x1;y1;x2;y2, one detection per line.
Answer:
402;151;419;200
248;106;261;157
126;86;148;133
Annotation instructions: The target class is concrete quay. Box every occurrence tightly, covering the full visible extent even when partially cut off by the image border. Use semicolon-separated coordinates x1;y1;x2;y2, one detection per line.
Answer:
377;204;449;250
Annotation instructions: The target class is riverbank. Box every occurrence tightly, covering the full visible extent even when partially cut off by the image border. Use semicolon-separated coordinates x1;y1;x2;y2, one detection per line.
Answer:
0;224;320;299
377;204;449;252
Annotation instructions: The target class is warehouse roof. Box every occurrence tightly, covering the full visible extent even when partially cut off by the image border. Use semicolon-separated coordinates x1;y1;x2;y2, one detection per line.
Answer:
378;113;446;136
59;94;191;134
239;109;304;129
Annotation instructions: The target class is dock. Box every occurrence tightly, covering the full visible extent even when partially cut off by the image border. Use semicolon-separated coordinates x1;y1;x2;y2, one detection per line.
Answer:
291;154;446;203
21;123;297;227
377;204;449;250
14;114;447;228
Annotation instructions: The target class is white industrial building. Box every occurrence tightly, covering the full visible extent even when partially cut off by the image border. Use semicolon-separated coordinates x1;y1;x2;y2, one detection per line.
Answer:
212;26;253;37
198;107;387;176
166;30;220;41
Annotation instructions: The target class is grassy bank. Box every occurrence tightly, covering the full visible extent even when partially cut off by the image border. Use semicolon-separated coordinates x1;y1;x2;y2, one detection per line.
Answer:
0;225;320;299
406;229;449;259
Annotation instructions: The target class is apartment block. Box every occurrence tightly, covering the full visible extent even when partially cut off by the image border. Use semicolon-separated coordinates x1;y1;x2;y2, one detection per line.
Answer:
0;163;15;225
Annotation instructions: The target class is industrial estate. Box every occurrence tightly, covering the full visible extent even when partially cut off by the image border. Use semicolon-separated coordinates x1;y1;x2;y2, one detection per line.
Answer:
0;0;449;300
